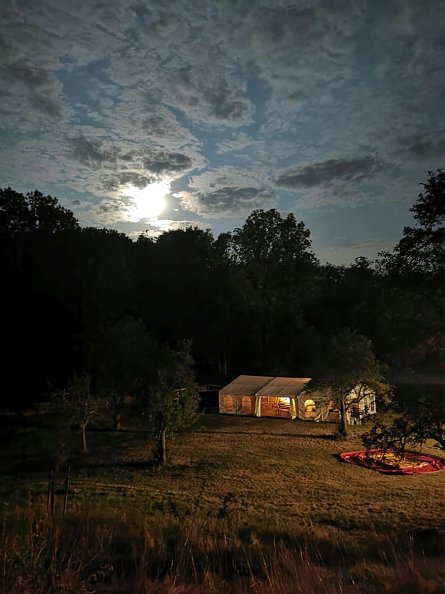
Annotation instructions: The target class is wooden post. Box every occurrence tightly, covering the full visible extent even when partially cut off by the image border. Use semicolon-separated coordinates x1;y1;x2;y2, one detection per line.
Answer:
63;466;71;517
161;427;167;465
339;398;348;437
47;469;53;514
50;470;55;516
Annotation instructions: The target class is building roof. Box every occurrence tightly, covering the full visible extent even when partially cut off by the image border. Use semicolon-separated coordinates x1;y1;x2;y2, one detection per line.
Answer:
220;375;311;397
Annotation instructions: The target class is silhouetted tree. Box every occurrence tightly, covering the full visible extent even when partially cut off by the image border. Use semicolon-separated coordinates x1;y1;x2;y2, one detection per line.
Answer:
91;316;159;430
51;373;103;453
362;392;445;455
376;170;444;373
312;329;392;437
143;340;200;465
231;209;318;371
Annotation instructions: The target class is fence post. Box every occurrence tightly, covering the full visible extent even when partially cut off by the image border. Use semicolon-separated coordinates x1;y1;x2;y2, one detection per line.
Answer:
63;466;71;517
47;469;55;515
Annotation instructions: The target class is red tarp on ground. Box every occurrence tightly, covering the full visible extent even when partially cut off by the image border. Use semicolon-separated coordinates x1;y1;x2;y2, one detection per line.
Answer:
339;449;445;475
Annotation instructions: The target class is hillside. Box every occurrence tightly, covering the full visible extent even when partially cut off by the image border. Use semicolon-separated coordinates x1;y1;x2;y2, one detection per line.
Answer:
1;414;444;593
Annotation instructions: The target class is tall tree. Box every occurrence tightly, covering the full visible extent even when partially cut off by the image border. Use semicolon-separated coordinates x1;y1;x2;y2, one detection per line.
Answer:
231;209;318;371
376;170;444;373
0;188;78;236
389;169;444;275
0;188;80;407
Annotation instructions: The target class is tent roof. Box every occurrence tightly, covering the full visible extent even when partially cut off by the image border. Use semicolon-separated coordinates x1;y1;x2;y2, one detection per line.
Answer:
219;375;274;395
220;375;311;397
257;376;311;397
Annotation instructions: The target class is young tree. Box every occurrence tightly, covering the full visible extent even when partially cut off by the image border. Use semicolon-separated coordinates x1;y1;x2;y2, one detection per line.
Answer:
362;393;445;456
312;329;392;437
90;316;159;430
51;373;103;452
143;340;200;465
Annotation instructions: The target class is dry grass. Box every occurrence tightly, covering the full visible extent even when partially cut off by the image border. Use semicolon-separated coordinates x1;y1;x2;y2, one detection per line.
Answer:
1;413;444;593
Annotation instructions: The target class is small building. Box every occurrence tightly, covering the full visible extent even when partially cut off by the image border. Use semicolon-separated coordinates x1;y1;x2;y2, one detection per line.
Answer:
219;375;376;424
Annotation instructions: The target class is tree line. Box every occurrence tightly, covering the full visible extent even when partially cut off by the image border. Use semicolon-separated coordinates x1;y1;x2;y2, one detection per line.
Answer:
0;170;443;456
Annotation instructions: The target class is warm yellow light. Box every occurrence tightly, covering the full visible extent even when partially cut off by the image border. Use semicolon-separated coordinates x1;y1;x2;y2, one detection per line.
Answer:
124;180;170;221
279;397;290;405
304;399;316;412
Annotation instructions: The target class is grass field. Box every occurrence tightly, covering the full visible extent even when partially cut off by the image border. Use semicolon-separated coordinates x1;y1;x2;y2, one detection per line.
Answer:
1;413;444;593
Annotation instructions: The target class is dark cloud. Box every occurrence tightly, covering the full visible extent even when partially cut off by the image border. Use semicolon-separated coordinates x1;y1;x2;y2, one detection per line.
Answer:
396;131;445;160
102;172;156;192
28;94;63;118
160;68;255;128
69;133;118;167
4;61;52;89
204;82;252;122
143;151;192;175
178;186;275;217
276;157;383;189
0;60;66;120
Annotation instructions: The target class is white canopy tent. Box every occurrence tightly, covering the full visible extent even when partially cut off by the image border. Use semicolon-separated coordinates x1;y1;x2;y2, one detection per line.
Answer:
219;376;377;424
219;375;310;419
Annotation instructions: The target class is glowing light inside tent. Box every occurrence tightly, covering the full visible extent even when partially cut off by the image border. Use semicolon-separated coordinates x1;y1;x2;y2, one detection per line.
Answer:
279;397;290;405
304;399;316;413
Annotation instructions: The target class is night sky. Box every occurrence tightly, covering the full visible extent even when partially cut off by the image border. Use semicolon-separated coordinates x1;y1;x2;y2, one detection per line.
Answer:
1;0;444;264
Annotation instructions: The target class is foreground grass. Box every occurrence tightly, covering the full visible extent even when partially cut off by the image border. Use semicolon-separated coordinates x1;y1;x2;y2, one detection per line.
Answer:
1;414;444;592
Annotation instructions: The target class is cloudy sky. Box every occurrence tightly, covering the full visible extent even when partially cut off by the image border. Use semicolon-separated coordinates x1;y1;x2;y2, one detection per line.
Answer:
1;0;444;264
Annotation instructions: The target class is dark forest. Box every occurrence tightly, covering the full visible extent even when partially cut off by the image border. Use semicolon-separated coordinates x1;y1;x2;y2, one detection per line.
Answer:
1;170;443;411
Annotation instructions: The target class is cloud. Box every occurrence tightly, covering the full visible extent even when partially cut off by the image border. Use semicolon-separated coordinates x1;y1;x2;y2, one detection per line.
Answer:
175;166;275;217
395;131;445;161
1;0;444;259
143;151;192;176
69;133;119;167
0;60;68;124
216;133;259;154
177;186;275;217
101;172;156;192
276;156;383;189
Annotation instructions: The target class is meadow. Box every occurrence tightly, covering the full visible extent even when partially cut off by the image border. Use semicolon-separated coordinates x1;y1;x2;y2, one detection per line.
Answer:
1;413;444;593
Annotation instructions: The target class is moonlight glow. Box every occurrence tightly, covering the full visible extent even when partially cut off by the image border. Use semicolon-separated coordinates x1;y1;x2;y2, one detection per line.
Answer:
124;181;170;221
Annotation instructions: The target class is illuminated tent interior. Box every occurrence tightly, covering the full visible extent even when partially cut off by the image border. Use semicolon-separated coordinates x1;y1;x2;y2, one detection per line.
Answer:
219;376;377;423
296;388;339;422
219;375;311;419
296;384;377;423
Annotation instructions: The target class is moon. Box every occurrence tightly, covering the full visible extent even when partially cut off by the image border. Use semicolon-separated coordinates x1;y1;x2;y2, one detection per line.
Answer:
124;180;170;221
